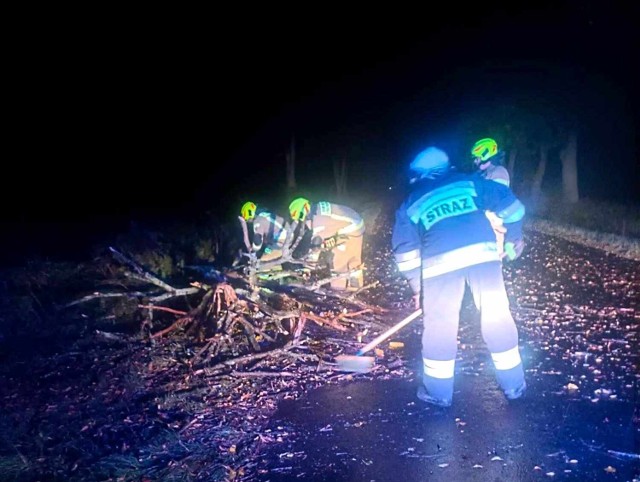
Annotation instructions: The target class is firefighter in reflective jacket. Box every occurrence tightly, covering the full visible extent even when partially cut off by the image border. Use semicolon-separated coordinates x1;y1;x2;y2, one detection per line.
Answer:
240;201;289;261
392;147;526;407
471;137;511;256
289;197;365;291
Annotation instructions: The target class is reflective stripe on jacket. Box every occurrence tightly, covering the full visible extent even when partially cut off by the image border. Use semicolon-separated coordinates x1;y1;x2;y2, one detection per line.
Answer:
309;202;365;239
392;170;525;284
483;164;510;187
252;210;288;251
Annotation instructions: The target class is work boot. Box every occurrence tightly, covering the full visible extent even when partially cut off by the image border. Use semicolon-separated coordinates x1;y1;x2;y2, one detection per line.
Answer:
504;381;527;401
417;386;452;408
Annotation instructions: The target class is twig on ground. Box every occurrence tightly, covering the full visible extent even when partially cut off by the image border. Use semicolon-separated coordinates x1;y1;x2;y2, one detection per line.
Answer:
293;314;306;344
138;305;188;316
231;371;297;378
238;315;276;342
124;271;176;292
347;280;380;298
63;291;149;308
151;316;193;338
235;316;262;351
95;330;130;342
149;287;200;302
303;312;348;332
193;343;301;377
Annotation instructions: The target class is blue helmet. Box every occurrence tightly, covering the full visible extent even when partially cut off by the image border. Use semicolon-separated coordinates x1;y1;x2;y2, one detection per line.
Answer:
409;147;449;180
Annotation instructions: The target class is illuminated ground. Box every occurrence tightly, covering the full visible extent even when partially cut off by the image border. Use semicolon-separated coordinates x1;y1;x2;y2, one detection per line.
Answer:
0;211;638;482
256;224;640;481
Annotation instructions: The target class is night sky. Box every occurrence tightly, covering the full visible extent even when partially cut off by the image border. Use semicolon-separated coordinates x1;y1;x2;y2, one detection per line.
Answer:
4;2;639;263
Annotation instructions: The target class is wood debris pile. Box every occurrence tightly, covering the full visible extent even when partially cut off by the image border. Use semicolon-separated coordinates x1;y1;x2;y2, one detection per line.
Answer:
0;241;407;481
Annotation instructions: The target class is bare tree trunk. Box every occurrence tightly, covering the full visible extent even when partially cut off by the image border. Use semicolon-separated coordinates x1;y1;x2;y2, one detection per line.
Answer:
286;135;297;191
560;131;579;203
507;149;517;182
333;156;347;198
531;145;548;201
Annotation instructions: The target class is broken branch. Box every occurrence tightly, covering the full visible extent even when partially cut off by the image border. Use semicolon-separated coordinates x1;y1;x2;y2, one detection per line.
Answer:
138;305;188;316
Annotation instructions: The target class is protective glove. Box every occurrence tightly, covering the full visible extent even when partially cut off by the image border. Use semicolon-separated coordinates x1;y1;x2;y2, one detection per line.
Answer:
503;239;525;261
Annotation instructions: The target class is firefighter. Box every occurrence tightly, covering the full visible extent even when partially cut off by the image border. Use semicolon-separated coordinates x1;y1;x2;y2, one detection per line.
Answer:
240;201;290;261
392;146;526;407
471;138;510;256
288;197;365;291
471;137;510;186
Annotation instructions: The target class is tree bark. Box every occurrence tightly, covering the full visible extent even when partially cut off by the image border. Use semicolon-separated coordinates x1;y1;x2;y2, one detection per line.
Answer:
531;145;548;201
334;156;347;198
507;148;517;182
560;131;579;203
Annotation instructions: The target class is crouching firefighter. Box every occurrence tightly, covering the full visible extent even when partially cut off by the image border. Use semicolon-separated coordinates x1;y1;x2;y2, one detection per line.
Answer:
392;146;526;407
288;197;365;291
239;201;290;262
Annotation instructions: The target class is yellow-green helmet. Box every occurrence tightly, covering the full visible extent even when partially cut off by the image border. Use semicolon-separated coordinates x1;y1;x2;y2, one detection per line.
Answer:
240;201;257;221
471;138;499;162
289;197;311;221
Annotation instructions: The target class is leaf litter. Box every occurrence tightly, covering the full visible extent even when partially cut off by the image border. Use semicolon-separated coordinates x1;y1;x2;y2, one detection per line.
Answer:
0;213;638;481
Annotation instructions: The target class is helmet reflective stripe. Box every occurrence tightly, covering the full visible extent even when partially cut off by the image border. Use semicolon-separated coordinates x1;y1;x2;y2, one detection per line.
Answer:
240;201;257;221
471;138;498;162
289;197;311;221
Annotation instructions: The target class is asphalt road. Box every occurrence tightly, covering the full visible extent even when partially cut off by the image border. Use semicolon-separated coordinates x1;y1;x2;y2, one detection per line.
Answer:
255;229;640;482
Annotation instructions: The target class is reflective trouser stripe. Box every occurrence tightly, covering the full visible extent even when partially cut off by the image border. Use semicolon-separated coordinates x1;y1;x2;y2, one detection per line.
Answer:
491;346;522;371
423;358;455;379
